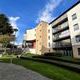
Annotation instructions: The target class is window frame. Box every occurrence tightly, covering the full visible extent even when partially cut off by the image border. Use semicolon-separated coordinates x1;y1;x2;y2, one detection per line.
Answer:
48;42;50;47
75;35;80;43
48;36;50;40
48;29;50;33
73;23;79;31
72;13;77;20
78;48;80;55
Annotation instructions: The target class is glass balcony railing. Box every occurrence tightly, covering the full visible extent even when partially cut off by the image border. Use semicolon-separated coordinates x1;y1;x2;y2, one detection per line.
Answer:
53;30;70;41
53;26;69;34
53;33;70;42
53;22;69;34
53;42;72;48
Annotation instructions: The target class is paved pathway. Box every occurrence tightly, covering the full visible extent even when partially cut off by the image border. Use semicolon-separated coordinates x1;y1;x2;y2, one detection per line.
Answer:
0;62;52;80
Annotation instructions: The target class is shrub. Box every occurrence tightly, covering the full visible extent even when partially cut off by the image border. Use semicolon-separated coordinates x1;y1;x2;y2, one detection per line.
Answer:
44;52;63;57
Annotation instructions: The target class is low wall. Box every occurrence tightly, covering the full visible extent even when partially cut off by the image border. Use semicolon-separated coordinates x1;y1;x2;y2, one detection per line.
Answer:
29;48;36;54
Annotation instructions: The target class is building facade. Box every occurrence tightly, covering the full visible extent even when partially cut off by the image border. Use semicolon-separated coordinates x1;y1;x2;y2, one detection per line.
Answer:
47;25;53;52
23;21;49;55
23;1;80;58
23;28;36;54
49;1;80;58
36;21;49;55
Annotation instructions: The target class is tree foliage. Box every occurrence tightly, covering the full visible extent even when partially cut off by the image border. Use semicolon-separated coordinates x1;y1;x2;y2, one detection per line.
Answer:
0;35;11;47
0;14;13;35
0;14;14;48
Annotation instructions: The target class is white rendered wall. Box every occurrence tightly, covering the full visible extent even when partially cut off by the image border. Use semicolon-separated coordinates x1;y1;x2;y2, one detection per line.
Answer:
47;25;53;52
67;3;80;58
67;3;80;46
24;28;36;41
29;48;36;54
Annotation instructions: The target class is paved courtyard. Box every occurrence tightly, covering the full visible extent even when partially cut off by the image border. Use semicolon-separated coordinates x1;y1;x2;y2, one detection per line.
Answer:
0;62;52;80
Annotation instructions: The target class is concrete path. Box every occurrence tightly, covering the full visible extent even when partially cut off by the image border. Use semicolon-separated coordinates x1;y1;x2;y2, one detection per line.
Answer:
0;63;52;80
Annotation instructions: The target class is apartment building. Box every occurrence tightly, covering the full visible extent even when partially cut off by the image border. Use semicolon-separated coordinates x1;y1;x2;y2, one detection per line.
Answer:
23;21;49;55
49;1;80;58
36;21;49;55
23;1;80;58
23;28;36;54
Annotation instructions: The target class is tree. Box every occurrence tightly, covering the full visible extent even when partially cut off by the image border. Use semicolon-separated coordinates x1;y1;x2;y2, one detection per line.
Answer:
0;14;13;35
0;14;14;54
0;35;12;54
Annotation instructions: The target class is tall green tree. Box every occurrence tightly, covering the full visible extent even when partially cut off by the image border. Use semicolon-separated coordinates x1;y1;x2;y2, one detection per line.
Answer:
0;14;14;54
0;14;13;35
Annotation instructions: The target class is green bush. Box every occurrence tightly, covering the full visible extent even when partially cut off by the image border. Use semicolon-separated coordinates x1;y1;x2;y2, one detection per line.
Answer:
44;52;63;57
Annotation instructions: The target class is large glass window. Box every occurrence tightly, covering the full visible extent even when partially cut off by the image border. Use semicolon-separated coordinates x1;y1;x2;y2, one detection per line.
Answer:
72;13;77;20
76;35;80;42
73;23;79;31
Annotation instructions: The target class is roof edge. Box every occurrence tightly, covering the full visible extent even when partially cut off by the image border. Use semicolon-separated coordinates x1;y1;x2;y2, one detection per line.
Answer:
49;1;80;25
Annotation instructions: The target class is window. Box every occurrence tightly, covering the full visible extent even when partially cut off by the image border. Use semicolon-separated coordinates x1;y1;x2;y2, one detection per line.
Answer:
48;36;50;40
78;48;80;55
73;23;79;31
49;50;50;52
76;35;80;42
40;42;41;45
48;29;50;33
72;13;77;20
40;36;41;38
48;43;50;47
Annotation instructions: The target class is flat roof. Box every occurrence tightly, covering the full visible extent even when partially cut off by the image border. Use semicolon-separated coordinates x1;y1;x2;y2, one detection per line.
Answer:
49;1;80;25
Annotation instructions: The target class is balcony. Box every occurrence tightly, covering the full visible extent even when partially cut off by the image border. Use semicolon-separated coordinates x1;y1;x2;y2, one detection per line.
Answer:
53;30;70;42
53;35;70;42
53;43;72;50
53;21;69;35
53;26;69;35
52;17;68;28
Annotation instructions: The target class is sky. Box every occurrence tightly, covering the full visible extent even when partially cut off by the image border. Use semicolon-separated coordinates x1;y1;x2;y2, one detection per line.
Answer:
0;0;79;45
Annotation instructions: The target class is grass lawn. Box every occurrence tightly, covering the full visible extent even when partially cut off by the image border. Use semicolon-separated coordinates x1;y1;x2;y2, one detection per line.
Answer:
22;53;36;57
0;57;80;80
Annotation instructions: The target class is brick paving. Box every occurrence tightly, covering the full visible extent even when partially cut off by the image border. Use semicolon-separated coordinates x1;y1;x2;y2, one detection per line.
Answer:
0;62;52;80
